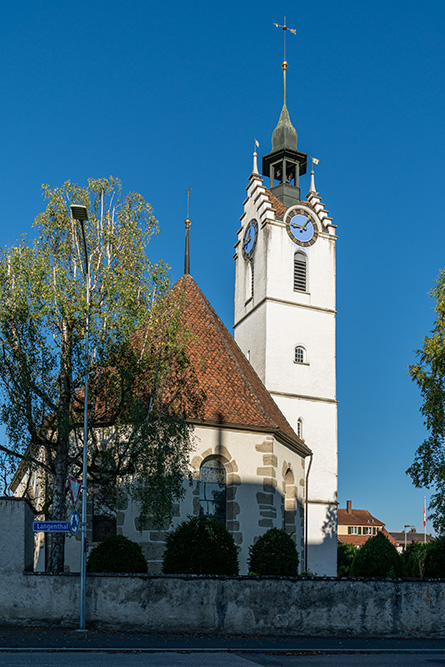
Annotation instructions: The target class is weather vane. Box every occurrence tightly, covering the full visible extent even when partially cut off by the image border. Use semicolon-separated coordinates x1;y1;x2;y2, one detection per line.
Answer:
273;17;296;62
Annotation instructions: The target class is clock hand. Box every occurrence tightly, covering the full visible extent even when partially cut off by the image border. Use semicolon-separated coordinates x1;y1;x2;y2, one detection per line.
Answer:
291;222;303;231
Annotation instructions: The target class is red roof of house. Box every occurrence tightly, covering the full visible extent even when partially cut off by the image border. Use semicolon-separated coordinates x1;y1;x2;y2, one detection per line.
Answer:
338;508;385;527
175;274;309;454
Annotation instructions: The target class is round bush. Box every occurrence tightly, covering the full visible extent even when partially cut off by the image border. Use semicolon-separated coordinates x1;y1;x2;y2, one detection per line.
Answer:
424;537;445;577
248;528;299;576
162;516;239;575
86;534;148;573
337;542;357;577
350;531;402;578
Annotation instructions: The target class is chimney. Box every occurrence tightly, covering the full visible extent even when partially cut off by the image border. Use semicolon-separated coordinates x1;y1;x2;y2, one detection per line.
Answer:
346;500;352;515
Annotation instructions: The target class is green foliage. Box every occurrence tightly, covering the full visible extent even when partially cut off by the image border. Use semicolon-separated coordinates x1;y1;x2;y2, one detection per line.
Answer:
162;516;239;575
86;535;148;573
408;269;445;533
350;531;402;578
423;537;445;577
0;177;203;572
401;542;430;578
248;528;299;576
337;542;357;577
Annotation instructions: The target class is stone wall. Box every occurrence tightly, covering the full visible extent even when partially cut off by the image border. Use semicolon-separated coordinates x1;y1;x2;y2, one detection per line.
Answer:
2;498;445;637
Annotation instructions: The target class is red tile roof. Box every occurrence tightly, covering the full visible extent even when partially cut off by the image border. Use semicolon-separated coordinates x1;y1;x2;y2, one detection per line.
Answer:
175;275;310;454
338;508;385;527
265;189;287;219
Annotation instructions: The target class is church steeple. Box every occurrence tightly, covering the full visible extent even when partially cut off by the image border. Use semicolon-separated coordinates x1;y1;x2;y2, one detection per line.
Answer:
262;60;308;207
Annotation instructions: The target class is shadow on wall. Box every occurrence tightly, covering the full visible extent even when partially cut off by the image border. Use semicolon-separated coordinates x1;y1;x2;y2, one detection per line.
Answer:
22;416;337;576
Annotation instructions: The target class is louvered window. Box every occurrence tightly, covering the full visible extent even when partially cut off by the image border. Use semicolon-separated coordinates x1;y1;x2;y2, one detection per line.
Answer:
294;252;307;292
251;261;254;298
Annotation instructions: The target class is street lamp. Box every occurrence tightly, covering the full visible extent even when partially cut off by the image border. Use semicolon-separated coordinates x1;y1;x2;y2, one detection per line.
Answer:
404;524;415;551
70;204;89;631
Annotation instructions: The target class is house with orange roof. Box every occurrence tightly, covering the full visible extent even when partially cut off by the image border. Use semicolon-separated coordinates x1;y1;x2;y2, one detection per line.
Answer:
338;500;398;548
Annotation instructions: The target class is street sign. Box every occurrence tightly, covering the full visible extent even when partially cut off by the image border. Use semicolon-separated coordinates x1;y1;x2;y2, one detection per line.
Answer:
68;475;81;509
33;521;69;533
68;511;80;535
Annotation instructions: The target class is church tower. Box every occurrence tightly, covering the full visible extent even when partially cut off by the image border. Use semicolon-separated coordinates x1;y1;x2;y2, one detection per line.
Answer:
233;55;338;576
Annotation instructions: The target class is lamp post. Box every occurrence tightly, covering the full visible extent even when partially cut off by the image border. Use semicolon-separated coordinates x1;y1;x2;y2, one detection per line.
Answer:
70;204;89;631
404;524;415;551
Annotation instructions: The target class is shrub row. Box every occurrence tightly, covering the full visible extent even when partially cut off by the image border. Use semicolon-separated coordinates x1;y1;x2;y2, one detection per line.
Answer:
86;517;299;576
338;531;445;578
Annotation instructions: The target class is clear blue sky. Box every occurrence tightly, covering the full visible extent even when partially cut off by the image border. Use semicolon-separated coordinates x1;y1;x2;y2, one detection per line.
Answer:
1;0;444;534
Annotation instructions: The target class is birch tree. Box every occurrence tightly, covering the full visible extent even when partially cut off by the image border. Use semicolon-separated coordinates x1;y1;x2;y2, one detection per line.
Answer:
0;177;202;573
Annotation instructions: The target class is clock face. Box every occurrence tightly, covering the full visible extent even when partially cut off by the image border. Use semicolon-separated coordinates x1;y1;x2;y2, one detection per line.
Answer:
285;205;319;247
242;219;258;260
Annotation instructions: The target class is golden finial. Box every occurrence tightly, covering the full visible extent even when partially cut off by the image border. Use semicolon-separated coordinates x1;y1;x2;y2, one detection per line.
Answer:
184;187;191;230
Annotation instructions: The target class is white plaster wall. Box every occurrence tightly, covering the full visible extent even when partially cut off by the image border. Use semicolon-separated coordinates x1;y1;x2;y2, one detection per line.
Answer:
234;180;338;577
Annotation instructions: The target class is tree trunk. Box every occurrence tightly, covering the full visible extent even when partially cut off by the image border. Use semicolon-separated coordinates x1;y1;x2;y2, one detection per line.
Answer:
48;320;72;574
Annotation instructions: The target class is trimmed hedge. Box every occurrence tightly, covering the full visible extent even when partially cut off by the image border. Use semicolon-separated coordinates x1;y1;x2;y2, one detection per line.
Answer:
248;528;299;576
424;536;445;578
162;516;239;575
350;531;402;578
86;534;148;573
337;542;357;577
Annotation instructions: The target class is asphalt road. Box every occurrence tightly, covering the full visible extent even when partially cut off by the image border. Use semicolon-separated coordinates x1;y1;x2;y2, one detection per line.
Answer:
1;653;445;666
1;627;445;666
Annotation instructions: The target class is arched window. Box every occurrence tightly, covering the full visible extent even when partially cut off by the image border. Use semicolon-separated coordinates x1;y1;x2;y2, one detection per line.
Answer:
294;346;305;364
284;468;296;532
297;418;303;440
294;252;307;292
199;459;226;523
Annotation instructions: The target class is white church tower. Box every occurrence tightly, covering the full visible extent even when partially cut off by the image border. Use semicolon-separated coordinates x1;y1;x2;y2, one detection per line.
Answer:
233;57;338;575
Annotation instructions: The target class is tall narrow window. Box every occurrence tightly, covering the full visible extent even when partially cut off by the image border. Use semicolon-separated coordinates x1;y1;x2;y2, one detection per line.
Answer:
245;261;254;303
199;459;226;523
294;252;307;292
294;346;305;364
284;469;296;533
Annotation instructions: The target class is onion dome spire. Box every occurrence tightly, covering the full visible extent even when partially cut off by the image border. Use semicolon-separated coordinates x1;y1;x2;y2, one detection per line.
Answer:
184;187;191;275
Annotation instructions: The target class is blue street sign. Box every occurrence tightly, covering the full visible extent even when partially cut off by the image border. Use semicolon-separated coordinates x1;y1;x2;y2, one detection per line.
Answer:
33;521;69;533
68;511;80;535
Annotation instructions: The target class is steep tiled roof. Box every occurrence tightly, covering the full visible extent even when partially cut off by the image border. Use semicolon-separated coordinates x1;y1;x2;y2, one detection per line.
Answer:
175;275;309;454
338;508;384;527
264;189;287;219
